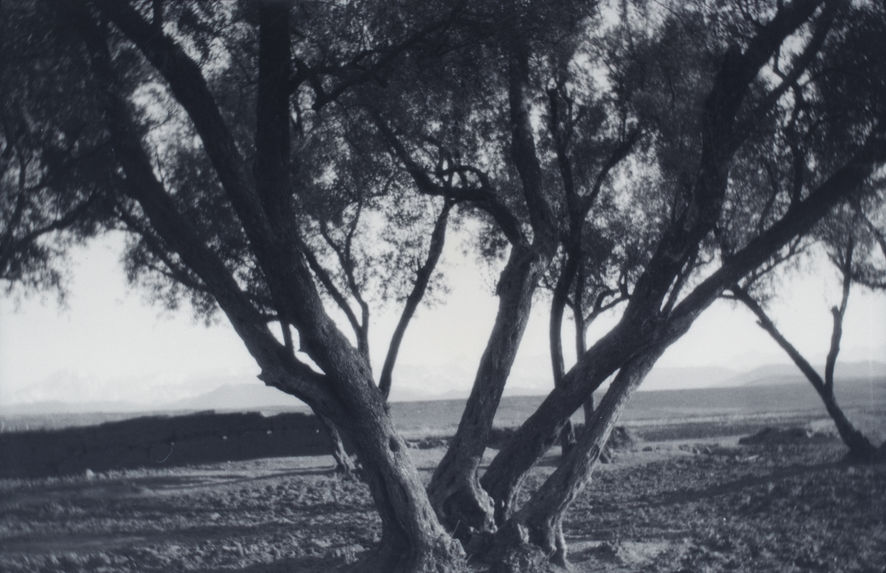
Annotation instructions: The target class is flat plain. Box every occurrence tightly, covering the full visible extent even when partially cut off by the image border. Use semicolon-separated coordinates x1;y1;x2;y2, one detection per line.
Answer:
1;381;885;572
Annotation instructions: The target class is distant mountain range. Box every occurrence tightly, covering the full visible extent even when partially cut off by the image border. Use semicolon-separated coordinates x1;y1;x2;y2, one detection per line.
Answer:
3;360;884;416
725;361;886;387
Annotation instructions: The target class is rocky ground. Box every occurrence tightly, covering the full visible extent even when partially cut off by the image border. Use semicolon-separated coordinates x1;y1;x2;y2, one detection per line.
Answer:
1;428;884;572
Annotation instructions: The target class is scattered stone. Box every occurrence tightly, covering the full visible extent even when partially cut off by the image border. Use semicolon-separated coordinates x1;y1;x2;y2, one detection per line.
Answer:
407;436;450;449
486;426;518;449
738;427;830;446
606;426;638;451
333;544;365;562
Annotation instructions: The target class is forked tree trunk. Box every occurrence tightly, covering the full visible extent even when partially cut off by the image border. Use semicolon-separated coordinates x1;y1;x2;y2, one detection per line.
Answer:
481;322;638;524
482;349;662;571
330;384;466;572
733;286;879;461
430;31;559;540
428;246;545;540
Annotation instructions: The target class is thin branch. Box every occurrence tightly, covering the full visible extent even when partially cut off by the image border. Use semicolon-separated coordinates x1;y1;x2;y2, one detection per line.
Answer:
71;2;332;405
318;217;370;357
298;238;362;337
580;127;642;214
378;200;453;399
736;0;839;139
731;285;827;393
367;106;526;246
584;292;629;325
857;208;886;259
824;237;853;391
301;9;461;110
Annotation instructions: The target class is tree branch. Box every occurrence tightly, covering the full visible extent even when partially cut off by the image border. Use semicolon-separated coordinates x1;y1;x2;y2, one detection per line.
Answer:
736;0;840;139
732;285;827;393
298;238;363;339
93;0;273;241
368;106;526;246
378;200;453;399
824;236;853;391
71;2;333;407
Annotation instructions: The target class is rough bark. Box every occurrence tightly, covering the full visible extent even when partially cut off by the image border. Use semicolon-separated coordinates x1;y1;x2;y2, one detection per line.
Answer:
549;254;579;456
481;322;639;524
428;246;546;539
72;5;468;569
484;350;662;571
328;386;467;572
317;413;358;477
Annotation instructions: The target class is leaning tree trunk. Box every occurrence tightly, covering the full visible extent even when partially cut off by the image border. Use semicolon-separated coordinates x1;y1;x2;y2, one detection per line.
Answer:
481;322;638;524
733;286;879;461
427;247;545;541
328;380;466;572
482;349;662;572
816;386;878;460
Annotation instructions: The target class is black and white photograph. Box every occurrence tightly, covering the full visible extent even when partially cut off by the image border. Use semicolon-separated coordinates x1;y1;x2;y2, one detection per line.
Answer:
1;0;884;571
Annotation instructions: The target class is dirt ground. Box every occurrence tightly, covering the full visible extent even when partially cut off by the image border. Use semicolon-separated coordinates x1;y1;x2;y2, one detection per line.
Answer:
1;430;884;572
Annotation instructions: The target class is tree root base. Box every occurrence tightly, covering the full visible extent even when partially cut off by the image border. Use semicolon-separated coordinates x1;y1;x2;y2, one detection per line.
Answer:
843;442;886;464
348;537;467;573
485;544;569;573
477;521;569;573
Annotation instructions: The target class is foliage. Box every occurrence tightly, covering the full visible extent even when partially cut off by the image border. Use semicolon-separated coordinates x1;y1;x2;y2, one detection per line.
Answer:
0;1;112;298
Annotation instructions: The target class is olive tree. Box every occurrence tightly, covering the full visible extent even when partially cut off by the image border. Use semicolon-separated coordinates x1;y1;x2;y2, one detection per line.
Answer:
729;199;886;460
7;0;886;571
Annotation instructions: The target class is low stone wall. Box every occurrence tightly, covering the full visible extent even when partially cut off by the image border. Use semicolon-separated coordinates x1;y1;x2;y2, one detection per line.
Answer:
0;411;332;478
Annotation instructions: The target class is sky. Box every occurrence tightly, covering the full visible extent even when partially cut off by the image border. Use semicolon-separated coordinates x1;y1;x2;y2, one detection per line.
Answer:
1;233;884;407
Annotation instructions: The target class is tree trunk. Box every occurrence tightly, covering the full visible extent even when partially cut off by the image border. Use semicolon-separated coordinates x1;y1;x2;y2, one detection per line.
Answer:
317;413;359;477
483;350;662;571
733;286;879;461
575;282;592;450
550;255;579;458
429;32;560;541
582;395;594;426
330;384;466;572
480;322;637;524
558;422;577;456
428;246;544;540
817;387;878;461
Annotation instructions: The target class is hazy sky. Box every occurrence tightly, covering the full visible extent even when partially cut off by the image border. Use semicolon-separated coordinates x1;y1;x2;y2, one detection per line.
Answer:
1;233;884;406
